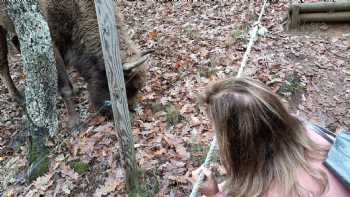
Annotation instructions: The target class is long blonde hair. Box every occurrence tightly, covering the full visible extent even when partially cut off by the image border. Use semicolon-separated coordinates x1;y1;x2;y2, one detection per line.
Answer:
200;77;328;197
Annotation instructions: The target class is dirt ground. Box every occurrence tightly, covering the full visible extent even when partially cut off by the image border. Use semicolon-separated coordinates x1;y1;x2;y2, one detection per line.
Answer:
0;0;349;196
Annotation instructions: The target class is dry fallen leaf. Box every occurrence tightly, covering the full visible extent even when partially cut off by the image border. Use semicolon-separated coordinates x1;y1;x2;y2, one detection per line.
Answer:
25;189;40;197
93;176;123;197
60;164;79;181
33;173;54;191
88;116;106;126
147;31;157;39
175;144;190;160
153;148;167;157
168;175;188;184
61;180;74;195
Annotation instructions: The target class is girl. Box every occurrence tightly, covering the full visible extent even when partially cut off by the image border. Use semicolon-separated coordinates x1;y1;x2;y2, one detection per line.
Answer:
193;77;350;197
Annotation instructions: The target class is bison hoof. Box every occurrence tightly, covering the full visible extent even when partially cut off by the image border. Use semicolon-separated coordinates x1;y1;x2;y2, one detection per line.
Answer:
95;101;113;119
99;107;113;120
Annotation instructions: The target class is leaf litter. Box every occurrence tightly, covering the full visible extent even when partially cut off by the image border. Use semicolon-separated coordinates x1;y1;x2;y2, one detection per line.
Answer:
0;0;349;196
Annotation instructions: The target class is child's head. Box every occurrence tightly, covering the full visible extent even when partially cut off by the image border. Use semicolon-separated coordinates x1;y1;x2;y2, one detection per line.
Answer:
200;77;327;196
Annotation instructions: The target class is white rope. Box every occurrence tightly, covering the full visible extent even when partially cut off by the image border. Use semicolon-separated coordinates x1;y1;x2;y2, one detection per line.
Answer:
189;136;218;197
237;0;268;77
189;1;269;196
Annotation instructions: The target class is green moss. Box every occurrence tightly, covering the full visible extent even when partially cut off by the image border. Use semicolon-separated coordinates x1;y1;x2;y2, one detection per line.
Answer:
26;125;51;183
27;154;49;182
70;161;90;175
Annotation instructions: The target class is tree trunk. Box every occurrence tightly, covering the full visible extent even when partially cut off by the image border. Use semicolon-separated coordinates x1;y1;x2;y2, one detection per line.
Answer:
94;0;139;193
6;0;58;181
6;0;58;135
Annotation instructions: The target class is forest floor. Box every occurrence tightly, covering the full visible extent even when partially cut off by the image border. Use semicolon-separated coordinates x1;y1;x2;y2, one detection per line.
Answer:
1;0;349;196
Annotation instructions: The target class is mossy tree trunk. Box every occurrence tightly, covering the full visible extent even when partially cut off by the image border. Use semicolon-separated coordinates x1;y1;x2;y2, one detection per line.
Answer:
6;0;58;181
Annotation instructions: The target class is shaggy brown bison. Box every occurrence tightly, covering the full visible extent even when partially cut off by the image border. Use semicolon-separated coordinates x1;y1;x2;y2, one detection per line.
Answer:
0;0;149;128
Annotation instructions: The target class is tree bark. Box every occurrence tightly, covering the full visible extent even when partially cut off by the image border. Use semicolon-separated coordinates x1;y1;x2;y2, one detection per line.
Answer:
6;0;57;181
94;0;139;193
6;0;58;136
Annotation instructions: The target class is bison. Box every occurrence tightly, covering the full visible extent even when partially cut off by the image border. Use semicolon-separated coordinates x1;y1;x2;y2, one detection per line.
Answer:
0;0;149;128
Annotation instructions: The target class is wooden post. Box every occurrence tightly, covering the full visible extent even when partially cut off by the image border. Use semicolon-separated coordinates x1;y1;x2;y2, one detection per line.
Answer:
94;0;139;192
289;4;301;29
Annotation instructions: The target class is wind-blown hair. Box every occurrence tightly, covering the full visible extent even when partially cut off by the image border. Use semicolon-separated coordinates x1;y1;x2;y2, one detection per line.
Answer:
200;77;328;197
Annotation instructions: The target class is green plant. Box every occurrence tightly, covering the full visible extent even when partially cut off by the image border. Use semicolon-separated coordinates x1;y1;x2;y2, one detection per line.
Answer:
277;72;306;96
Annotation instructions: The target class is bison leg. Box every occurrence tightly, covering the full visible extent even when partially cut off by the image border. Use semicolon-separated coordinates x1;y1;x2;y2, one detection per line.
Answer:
54;47;80;129
0;26;24;106
85;69;112;117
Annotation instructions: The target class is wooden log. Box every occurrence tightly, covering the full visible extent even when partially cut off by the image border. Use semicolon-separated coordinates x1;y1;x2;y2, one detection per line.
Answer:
94;0;139;192
298;2;350;13
300;11;350;22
